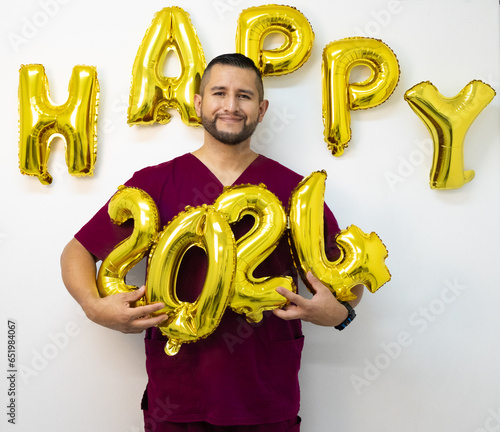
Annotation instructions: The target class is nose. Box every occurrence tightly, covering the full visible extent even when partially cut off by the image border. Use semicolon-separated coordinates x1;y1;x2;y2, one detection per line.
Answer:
222;94;239;113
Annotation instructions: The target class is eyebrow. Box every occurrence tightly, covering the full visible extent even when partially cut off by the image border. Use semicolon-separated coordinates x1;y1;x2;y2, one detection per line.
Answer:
209;86;255;96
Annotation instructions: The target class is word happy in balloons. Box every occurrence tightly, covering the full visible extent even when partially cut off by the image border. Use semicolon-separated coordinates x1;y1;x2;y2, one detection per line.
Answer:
17;5;495;189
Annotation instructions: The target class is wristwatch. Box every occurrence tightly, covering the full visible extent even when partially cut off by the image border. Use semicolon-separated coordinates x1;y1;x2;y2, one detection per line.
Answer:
334;300;356;331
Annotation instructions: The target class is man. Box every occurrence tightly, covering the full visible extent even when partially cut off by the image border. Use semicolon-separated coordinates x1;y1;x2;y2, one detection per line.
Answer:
61;53;363;431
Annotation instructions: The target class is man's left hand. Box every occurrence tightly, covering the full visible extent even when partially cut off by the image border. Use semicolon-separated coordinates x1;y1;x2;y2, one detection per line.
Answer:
273;272;362;327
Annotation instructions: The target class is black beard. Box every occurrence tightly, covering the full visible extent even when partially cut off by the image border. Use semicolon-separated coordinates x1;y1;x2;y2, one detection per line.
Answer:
201;113;259;145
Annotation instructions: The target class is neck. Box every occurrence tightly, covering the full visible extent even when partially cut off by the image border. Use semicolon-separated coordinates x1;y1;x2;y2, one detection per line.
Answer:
192;135;258;186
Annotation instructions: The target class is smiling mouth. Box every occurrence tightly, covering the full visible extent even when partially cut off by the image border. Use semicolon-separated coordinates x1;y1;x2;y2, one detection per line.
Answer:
216;114;246;123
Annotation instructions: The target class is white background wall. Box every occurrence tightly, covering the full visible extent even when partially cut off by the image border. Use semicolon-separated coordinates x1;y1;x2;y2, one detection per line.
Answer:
1;0;499;431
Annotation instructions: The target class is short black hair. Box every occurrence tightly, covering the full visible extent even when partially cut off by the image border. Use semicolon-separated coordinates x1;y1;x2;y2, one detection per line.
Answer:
199;53;264;101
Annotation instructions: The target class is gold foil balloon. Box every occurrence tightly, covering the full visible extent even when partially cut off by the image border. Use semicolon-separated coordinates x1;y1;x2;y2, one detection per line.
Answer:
214;184;295;323
289;171;391;301
322;37;400;156
404;80;496;190
146;206;236;356
128;7;206;126
236;4;314;76
18;64;99;185
97;186;160;307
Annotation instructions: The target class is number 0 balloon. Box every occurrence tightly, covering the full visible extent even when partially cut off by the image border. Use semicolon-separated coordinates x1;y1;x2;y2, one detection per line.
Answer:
146;205;236;356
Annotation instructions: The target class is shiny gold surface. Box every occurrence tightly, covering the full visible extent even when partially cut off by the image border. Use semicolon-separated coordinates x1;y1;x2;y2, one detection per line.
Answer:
214;184;295;323
128;7;206;126
18;64;99;185
236;5;314;76
97;186;160;307
146;206;236;356
405;80;496;190
289;171;391;301
322;37;400;156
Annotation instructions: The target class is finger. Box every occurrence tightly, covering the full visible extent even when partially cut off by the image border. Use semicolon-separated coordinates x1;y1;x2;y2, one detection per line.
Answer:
121;318;165;334
275;286;306;305
306;271;322;289
121;286;166;312
120;285;147;302
122;310;169;333
134;313;169;330
306;272;331;295
273;306;303;321
129;301;166;320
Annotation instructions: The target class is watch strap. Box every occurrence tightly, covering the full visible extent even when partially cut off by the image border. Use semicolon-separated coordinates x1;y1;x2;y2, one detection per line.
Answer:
334;300;356;331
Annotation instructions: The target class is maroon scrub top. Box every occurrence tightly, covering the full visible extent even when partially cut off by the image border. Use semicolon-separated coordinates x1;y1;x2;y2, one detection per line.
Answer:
75;153;340;426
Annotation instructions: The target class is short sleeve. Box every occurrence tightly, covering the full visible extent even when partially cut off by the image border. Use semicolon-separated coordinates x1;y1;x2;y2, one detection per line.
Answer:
74;163;170;261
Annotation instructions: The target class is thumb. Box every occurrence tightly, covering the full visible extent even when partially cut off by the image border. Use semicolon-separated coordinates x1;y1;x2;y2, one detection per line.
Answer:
306;271;318;284
306;272;331;295
306;271;321;291
123;285;146;302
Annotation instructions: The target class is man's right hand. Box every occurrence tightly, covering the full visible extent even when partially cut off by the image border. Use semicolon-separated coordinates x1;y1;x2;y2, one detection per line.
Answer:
84;285;168;334
61;238;168;335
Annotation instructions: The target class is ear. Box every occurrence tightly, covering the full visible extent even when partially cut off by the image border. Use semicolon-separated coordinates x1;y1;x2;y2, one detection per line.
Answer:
258;99;269;123
194;93;202;118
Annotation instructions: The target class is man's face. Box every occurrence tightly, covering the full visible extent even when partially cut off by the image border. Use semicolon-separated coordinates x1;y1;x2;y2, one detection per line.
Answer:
194;65;268;146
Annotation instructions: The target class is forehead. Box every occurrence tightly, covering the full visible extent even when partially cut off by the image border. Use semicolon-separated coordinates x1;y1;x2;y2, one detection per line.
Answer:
204;64;260;92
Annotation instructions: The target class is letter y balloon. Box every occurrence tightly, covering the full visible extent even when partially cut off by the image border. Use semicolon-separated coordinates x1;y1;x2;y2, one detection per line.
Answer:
405;80;496;190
